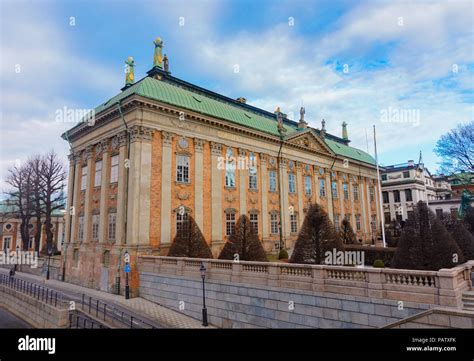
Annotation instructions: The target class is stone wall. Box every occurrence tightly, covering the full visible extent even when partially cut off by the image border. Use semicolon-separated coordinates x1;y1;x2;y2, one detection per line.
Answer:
0;285;69;328
138;257;473;328
384;308;474;328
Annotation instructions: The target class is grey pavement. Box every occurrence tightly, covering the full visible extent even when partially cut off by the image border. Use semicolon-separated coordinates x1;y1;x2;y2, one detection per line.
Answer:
0;268;213;329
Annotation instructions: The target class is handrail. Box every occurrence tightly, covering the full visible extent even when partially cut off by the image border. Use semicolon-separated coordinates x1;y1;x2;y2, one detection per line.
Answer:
80;294;156;329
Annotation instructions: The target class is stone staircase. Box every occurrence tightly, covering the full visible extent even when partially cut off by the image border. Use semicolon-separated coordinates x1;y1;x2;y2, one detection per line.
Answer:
462;290;474;311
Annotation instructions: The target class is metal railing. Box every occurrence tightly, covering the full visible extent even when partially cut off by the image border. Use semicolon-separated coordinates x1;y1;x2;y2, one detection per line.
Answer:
68;311;107;329
0;274;68;308
80;294;157;329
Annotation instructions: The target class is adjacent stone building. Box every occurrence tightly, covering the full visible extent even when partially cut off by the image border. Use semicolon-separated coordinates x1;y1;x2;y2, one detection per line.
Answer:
61;39;382;295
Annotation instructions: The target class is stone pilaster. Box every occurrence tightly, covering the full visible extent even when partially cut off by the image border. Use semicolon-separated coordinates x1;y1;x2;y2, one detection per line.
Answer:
238;148;247;215
98;140;109;244
65;153;76;244
260;154;269;239
160;131;173;245
211;142;223;242
279;159;289;239
325;170;334;222
314;166;320;205
194;138;204;232
360;178;367;236
83;146;94;243
115;131;128;245
296;162;304;228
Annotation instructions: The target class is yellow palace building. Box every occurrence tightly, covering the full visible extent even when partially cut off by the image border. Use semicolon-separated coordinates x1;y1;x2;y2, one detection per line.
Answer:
61;38;382;294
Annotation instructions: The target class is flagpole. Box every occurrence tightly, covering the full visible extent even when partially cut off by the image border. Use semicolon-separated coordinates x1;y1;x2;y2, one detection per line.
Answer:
373;125;386;247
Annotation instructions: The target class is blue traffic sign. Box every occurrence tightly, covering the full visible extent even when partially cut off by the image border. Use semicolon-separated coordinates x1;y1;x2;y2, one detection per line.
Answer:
124;264;131;273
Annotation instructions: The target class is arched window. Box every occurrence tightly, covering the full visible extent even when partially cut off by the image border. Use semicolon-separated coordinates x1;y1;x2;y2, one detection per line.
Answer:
225;148;235;187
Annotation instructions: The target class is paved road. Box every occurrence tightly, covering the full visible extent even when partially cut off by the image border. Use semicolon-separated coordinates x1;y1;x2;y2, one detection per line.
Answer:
0;307;31;328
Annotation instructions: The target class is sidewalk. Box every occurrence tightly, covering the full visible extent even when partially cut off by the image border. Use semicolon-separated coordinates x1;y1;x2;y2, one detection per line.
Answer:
0;268;213;329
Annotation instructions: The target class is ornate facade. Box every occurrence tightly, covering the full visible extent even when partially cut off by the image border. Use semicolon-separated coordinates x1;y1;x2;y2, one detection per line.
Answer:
61;39;382;295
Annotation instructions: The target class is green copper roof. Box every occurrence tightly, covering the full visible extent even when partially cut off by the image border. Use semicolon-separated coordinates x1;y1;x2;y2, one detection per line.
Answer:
98;77;297;137
0;200;65;217
79;76;376;166
324;138;376;165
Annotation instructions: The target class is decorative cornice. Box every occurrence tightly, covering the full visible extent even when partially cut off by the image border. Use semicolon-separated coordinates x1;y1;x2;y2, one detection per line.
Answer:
194;138;204;153
130;125;153;143
238;148;246;157
162;131;173;146
211;142;222;156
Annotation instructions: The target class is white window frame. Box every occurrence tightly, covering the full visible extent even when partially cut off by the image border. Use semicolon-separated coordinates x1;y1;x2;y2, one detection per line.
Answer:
226;213;236;236
78;216;84;241
108;213;117;241
94;160;102;187
249;213;258;234
355;214;361;231
270;213;279;234
288;173;296;193
319;179;326;197
92;214;100;240
2;236;12;250
176;155;190;183
343;183;349;200
334;215;340;232
81;167;87;191
304;176;312;195
290;214;298;233
353;184;359;201
110;155;119;183
269;171;277;192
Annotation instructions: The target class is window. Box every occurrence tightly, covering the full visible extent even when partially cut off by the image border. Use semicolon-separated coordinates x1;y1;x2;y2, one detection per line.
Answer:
304;176;312;195
319;179;326;197
92;214;100;241
94;160;102;187
176;212;189;238
405;189;413;202
28;237;33;249
73;249;79;267
334;215;340;232
331;181;338;199
371;215;377;230
384;213;391;224
108;213;116;241
2;236;12;250
249;153;257;190
450;208;457;218
290;214;298;233
355;214;361;231
343;183;349;200
250;213;258;234
382;191;389;204
78;216;84;241
403;171;410;178
3;223;12;231
270;213;279;234
103;251;110;267
225;148;235;187
407;211;414;219
226;213;236;236
353;184;359;201
436;209;443;219
369;187;375;202
396;213;403;223
110;155;119;183
81;167;87;191
381;174;387;181
269;171;277;192
176;155;190;183
288;174;296;193
394;190;401;203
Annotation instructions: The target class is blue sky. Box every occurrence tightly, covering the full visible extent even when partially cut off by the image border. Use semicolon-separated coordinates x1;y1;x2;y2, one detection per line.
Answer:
0;0;473;192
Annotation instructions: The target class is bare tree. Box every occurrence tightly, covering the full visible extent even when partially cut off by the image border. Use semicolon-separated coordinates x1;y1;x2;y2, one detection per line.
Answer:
5;163;35;250
29;155;44;253
435;121;474;175
39;151;66;254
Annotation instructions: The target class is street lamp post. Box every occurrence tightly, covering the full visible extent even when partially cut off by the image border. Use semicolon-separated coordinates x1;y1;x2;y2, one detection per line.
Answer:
46;246;52;280
199;262;208;327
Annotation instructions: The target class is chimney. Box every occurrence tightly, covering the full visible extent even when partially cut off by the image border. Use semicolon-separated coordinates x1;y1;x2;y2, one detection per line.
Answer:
342;121;348;140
